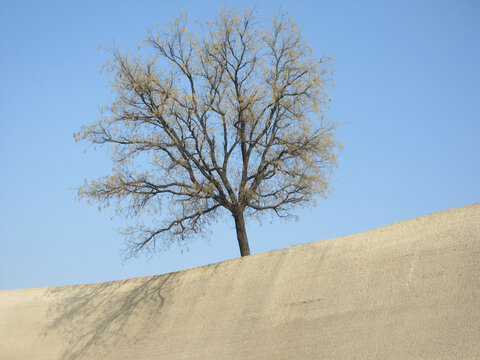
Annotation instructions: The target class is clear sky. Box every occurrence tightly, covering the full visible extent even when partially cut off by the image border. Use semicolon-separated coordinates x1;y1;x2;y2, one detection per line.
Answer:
1;0;479;290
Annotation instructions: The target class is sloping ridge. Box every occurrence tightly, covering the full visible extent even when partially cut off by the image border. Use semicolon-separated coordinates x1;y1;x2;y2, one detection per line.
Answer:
1;203;479;359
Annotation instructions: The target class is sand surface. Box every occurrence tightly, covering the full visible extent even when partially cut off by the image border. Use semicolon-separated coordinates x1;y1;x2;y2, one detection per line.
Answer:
1;203;479;359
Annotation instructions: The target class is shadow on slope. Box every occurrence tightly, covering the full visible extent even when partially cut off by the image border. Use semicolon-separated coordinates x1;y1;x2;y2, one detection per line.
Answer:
42;273;174;359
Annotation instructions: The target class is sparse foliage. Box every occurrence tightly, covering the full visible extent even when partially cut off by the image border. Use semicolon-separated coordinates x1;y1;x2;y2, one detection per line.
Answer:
75;8;341;257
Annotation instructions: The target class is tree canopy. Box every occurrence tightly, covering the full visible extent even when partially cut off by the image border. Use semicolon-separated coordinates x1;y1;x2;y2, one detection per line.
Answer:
75;8;341;257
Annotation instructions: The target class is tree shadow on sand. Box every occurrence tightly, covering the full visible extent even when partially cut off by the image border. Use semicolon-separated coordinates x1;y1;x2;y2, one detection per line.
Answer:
42;273;175;359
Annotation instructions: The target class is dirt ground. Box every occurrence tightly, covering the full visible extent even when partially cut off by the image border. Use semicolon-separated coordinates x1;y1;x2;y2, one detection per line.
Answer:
1;203;479;359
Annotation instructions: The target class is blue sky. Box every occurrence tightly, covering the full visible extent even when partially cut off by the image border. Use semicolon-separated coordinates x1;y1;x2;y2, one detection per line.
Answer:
1;0;478;290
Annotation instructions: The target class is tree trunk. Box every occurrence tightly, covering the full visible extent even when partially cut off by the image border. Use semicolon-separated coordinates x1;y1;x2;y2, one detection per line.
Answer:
233;211;250;257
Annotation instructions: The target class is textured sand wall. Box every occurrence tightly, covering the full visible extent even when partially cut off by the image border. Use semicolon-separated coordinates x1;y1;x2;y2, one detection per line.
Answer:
1;203;479;359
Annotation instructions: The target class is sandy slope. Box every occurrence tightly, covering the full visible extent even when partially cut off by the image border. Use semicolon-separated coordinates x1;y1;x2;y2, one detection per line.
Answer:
1;203;479;359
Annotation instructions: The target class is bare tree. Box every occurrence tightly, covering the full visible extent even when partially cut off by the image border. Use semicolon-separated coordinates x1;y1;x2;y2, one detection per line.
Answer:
75;8;341;257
